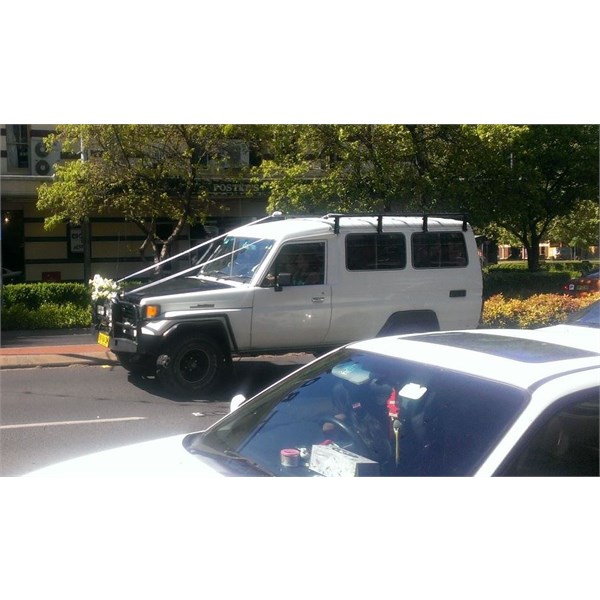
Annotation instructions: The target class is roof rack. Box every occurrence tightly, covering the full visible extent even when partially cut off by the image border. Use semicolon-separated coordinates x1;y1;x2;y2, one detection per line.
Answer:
322;213;469;234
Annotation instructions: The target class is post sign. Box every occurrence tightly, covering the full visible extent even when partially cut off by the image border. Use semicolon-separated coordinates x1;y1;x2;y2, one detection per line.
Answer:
211;181;261;195
68;223;83;254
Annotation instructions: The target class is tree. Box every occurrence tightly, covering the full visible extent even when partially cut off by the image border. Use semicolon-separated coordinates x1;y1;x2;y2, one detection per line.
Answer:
37;124;266;266
254;125;468;214
548;198;600;259
255;124;599;272
38;124;598;275
451;125;599;270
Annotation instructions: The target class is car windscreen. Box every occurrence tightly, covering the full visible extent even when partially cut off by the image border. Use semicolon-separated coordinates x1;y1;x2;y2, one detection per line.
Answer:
186;349;528;477
198;236;274;282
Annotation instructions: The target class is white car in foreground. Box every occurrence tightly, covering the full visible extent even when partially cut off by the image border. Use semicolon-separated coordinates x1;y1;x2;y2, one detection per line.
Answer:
28;327;599;477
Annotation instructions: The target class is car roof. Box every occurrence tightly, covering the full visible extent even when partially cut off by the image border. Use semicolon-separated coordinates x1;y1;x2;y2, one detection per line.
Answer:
231;215;468;241
348;328;600;390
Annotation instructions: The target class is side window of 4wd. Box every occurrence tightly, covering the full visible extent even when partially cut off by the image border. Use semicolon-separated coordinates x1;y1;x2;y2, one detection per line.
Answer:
346;233;406;271
412;232;468;268
263;243;325;287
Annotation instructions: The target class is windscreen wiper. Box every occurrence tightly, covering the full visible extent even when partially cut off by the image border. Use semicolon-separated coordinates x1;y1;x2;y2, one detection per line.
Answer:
183;434;273;476
222;449;274;476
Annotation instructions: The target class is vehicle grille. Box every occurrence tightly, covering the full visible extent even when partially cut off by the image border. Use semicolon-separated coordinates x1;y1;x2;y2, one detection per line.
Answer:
111;299;140;340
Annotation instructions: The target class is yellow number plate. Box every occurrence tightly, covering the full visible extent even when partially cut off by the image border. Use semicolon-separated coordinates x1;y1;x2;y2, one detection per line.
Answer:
97;332;110;348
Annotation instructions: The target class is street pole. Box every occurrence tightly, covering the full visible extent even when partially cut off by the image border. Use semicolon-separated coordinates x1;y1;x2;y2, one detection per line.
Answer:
80;136;92;283
82;216;91;283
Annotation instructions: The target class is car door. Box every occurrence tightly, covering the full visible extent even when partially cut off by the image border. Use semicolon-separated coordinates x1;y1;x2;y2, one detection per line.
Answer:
250;242;332;349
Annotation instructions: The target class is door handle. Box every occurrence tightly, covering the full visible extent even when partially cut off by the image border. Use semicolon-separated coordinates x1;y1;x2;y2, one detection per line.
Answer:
449;289;466;297
312;296;325;303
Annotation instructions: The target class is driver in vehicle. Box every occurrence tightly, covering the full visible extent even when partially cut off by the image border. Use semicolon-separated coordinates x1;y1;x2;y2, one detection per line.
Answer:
291;253;322;285
321;380;394;468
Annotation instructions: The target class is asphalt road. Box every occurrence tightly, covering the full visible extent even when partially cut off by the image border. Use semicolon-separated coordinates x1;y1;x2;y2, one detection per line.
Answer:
0;350;311;476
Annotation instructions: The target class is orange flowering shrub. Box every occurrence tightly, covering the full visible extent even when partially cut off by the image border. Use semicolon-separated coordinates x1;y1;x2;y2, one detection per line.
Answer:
481;293;600;329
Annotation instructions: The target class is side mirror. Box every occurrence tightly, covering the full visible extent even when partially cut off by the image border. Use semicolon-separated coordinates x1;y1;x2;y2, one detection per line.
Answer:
275;272;292;292
230;394;247;412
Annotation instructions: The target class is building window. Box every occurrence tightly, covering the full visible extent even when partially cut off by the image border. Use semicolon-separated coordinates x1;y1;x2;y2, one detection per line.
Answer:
6;125;30;170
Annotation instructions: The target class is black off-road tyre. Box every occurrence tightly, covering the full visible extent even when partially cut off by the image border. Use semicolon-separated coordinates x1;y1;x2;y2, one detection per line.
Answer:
155;336;229;398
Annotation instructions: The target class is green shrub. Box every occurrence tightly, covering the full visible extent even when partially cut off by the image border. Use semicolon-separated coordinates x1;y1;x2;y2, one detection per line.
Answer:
481;293;600;329
490;261;529;270
481;259;597;298
544;260;595;274
1;282;93;330
483;270;574;299
0;279;149;330
0;302;92;330
2;282;90;310
490;259;598;271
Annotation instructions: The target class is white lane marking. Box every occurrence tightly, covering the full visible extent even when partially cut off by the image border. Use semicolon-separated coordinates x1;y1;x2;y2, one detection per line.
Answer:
0;417;147;429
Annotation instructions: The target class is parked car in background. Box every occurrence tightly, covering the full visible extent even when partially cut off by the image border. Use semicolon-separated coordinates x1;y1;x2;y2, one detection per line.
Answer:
554;247;574;260
562;270;600;296
28;326;599;477
1;267;22;282
565;299;600;328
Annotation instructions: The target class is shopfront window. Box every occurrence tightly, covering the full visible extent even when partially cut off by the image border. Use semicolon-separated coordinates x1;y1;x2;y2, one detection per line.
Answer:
6;125;30;170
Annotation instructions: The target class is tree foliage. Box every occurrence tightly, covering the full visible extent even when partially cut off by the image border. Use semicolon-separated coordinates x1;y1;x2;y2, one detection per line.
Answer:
256;124;598;270
255;125;467;214
452;125;599;270
37;124;599;272
37;124;266;262
547;198;600;258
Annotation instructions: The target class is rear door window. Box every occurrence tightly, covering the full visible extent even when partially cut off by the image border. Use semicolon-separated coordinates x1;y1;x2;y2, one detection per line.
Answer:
346;233;406;271
412;232;468;268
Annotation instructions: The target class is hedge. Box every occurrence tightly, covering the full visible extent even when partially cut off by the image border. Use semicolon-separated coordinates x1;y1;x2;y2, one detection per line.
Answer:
483;261;597;299
1;302;92;330
2;282;90;310
490;260;594;273
482;269;574;299
1;282;92;330
481;293;600;328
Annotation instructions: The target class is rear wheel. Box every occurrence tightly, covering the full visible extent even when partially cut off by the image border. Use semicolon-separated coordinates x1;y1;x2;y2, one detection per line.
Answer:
156;336;229;398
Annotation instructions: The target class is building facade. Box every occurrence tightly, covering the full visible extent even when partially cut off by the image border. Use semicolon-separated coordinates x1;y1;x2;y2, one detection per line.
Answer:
1;125;270;283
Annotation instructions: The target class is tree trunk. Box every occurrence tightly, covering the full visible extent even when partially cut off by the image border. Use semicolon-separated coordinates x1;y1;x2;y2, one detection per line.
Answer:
526;229;542;271
526;248;540;271
161;216;186;263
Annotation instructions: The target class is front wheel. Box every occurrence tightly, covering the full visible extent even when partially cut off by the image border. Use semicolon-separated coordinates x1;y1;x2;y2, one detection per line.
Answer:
156;336;229;398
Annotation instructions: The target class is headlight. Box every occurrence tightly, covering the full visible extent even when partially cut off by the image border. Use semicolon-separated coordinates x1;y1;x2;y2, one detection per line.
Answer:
143;304;160;319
